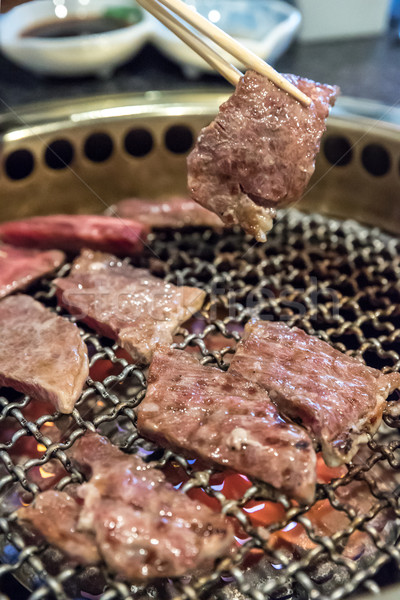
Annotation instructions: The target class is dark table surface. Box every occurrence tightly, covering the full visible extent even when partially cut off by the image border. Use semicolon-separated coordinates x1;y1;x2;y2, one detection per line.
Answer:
0;24;400;112
0;21;400;600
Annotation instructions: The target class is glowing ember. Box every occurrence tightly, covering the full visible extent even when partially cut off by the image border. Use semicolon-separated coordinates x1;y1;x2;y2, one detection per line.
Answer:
89;349;132;382
317;454;347;483
163;451;347;560
37;443;47;453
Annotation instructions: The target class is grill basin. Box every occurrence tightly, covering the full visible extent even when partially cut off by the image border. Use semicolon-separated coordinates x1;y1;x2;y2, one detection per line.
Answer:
0;93;400;600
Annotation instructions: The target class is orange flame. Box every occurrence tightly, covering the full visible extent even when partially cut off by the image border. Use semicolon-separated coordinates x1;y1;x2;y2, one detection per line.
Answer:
37;443;47;453
39;466;55;479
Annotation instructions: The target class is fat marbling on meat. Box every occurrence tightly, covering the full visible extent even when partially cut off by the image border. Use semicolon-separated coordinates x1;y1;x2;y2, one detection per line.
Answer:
0;214;148;257
18;432;234;580
0;244;65;299
137;347;317;504
229;320;400;466
110;196;224;229
187;71;338;241
55;249;206;363
0;295;89;413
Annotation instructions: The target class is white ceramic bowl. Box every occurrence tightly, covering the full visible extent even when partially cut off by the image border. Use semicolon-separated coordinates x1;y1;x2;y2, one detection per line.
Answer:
0;0;153;77
151;0;302;77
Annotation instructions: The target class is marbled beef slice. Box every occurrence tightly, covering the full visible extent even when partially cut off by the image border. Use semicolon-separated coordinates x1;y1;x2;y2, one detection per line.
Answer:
188;71;338;241
0;295;89;413
55;249;206;363
138;346;317;504
229;320;400;466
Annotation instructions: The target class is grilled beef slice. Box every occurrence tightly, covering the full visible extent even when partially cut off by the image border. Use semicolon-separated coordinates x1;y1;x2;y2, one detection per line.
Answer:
0;244;65;299
229;320;400;466
111;196;224;229
17;490;100;564
18;432;234;580
55;249;206;364
0;295;89;413
0;214;148;257
137;347;317;504
187;71;338;241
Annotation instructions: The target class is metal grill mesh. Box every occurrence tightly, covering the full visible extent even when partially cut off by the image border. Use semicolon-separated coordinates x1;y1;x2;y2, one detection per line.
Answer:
1;210;400;600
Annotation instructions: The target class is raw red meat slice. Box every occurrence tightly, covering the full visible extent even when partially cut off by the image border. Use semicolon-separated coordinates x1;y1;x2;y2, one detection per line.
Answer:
0;295;89;413
111;196;224;229
55;249;206;363
229;320;400;466
187;71;338;241
0;244;64;299
137;347;317;504
0;214;149;256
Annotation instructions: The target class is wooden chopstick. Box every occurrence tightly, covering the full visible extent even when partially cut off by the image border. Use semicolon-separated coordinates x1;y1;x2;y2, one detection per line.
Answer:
137;0;242;86
152;0;312;107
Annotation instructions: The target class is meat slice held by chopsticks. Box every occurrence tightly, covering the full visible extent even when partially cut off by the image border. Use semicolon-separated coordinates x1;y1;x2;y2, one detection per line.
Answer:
55;249;206;363
18;432;234;580
229;320;400;466
111;196;224;229
0;244;65;299
187;71;338;241
0;295;89;413
0;214;148;257
137;347;317;504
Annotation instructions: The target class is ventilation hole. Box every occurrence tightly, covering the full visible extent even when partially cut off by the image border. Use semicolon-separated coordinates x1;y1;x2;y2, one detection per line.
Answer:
124;128;153;157
165;125;193;154
84;133;113;163
45;139;74;170
4;149;34;180
362;350;392;370
331;333;359;351
323;136;352;166
361;143;390;176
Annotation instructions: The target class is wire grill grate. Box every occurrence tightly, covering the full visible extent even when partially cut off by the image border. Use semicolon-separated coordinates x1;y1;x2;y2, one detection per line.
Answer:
1;210;400;600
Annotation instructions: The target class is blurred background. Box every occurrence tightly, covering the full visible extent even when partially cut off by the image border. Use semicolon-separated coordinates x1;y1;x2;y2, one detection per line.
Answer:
0;0;399;108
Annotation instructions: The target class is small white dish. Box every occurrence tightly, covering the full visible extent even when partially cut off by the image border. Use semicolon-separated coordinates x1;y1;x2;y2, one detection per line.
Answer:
0;0;153;78
151;0;302;78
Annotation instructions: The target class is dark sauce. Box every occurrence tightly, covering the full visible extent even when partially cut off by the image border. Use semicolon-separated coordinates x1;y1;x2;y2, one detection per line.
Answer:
20;17;133;39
